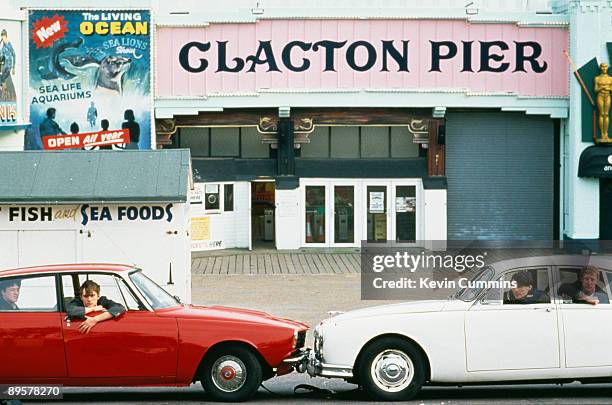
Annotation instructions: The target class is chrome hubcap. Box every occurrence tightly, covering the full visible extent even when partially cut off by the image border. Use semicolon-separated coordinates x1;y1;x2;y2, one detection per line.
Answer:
370;349;414;392
211;355;247;392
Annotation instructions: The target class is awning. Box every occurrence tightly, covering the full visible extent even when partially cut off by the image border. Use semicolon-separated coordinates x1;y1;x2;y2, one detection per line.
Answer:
578;145;612;178
0;149;191;203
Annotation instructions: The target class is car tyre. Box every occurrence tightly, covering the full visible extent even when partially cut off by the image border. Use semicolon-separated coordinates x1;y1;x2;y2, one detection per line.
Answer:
201;345;263;402
358;337;425;401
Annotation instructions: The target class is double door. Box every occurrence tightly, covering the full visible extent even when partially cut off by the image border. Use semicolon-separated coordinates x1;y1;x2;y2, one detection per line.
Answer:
302;180;421;247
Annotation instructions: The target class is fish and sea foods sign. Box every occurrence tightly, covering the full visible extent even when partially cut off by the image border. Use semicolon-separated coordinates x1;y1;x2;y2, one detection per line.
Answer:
27;10;152;150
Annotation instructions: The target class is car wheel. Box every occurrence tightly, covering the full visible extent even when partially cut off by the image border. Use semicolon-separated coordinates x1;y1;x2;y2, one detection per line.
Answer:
201;345;263;402
358;337;425;401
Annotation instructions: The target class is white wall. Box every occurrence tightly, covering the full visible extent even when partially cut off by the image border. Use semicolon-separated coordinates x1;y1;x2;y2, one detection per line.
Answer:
275;188;301;250
424;189;447;240
0;130;24;151
190;182;250;250
0;202;192;302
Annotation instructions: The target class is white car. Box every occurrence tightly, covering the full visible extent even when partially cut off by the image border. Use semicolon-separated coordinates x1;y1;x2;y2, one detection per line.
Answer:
300;255;612;401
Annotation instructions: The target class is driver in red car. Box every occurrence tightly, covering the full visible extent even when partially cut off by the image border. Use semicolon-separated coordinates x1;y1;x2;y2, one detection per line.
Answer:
66;280;126;334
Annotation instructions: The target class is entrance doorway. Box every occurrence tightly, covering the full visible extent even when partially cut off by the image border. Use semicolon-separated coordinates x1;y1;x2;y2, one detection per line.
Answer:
301;180;421;247
251;181;275;248
601;179;612;240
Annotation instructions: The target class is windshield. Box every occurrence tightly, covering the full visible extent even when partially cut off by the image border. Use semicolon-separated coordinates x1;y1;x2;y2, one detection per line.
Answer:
454;266;495;301
129;270;179;310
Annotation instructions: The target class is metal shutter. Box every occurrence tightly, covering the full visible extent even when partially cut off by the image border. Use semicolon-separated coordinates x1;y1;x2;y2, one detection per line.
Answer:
446;111;554;240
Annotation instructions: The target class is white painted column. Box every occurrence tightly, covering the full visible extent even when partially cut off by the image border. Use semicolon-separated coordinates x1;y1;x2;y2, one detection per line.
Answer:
564;0;611;239
423;189;447;240
275;188;301;250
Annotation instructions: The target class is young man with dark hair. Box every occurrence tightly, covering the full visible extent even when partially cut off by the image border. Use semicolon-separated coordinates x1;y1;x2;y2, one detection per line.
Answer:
504;270;549;304
66;280;126;334
0;279;21;311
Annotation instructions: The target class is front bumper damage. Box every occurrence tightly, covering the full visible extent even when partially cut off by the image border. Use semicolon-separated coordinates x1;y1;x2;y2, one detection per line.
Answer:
284;348;354;379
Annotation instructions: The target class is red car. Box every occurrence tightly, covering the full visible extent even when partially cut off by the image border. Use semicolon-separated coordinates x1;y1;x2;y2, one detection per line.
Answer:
0;264;308;402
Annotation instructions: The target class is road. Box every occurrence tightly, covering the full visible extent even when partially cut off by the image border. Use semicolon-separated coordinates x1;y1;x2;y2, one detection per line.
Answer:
37;378;612;404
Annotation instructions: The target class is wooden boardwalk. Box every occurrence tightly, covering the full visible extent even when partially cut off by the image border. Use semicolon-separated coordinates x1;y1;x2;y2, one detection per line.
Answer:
192;252;361;275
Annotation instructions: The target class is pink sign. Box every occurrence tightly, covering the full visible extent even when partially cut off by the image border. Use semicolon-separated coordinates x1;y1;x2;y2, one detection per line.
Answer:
156;20;568;97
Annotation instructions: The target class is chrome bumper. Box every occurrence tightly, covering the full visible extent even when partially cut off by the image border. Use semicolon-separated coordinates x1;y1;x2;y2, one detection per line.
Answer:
283;348;310;373
287;348;353;378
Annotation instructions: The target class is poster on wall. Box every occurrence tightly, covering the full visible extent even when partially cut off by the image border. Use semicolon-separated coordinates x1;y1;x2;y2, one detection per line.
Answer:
26;10;152;150
0;20;21;126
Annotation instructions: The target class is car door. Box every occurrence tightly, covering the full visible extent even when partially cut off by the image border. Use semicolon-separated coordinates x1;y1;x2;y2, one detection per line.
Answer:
0;275;67;380
60;273;179;382
464;267;560;372
557;266;612;368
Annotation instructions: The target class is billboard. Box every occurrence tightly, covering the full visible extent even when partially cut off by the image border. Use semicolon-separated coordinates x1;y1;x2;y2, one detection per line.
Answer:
0;19;22;126
27;10;152;150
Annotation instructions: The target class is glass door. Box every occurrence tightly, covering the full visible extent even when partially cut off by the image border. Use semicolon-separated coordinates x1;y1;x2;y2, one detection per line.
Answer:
394;185;417;241
366;185;389;242
304;185;326;245
332;185;355;246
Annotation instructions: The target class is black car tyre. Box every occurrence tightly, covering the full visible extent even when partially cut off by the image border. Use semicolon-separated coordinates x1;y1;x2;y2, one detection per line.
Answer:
201;345;263;402
358;337;425;401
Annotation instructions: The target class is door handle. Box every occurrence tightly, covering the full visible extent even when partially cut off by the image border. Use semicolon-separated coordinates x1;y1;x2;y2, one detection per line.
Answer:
534;307;553;312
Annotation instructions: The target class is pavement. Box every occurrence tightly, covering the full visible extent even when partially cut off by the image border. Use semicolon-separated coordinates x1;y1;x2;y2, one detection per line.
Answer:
191;248;362;275
191;248;402;340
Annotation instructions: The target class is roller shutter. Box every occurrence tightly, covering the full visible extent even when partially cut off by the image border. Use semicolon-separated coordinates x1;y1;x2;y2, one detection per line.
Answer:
446;111;554;240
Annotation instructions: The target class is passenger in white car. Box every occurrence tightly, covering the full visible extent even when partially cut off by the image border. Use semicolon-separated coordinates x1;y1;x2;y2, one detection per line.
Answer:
504;271;549;304
558;266;609;305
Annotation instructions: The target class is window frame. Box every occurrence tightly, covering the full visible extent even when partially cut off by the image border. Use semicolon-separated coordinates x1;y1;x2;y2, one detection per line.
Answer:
203;183;221;213
479;266;552;306
200;182;237;214
224;184;234;212
0;274;60;313
554;266;612;306
58;272;148;313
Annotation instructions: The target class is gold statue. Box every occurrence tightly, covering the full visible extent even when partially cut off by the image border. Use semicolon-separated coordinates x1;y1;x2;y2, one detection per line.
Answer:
595;63;612;143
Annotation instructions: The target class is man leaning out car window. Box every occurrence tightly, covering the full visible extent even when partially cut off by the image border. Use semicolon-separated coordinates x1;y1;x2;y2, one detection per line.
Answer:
558;266;610;305
67;280;126;334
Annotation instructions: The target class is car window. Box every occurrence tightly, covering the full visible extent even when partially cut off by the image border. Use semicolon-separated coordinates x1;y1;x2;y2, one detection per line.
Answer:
129;271;178;310
482;268;550;305
61;274;128;309
0;276;57;312
117;278;143;310
456;266;494;301
558;267;610;305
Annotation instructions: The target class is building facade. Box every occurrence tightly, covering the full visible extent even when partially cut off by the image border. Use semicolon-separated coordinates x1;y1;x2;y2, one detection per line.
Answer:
4;0;611;252
154;0;571;250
